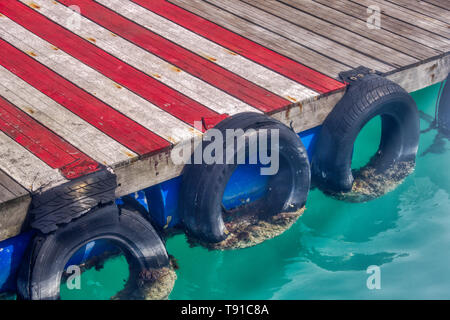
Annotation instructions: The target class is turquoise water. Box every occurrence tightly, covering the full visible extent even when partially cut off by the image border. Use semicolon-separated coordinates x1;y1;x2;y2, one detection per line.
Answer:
61;83;450;300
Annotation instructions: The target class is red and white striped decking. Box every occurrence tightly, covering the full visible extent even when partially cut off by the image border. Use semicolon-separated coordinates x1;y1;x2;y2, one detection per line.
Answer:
0;0;343;194
0;0;449;240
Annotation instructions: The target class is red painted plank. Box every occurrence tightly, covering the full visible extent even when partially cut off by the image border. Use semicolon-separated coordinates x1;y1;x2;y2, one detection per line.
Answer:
58;0;290;113
0;0;219;128
0;95;99;179
134;0;345;93
0;39;170;156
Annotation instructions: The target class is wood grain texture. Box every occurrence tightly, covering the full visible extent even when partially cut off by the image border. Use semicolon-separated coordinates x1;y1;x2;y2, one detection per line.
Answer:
211;0;394;70
0;95;100;180
5;0;220;128
0;170;27;203
0;67;138;166
314;0;450;52
384;0;450;23
277;0;442;59
97;0;319;103
0;16;202;145
57;0;292;113
164;0;352;78
351;0;450;38
423;0;450;10
217;0;418;68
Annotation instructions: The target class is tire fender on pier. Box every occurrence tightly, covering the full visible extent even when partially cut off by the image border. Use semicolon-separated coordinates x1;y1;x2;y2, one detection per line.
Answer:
312;70;420;202
179;112;311;248
17;202;172;300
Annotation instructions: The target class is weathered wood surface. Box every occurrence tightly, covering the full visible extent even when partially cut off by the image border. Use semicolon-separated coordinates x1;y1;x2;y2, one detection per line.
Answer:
0;0;449;241
0;170;30;241
313;0;450;52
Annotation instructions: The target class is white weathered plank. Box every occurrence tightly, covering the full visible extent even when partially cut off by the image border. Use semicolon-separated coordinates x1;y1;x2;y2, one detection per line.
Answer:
355;0;450;38
97;0;319;102
385;0;450;23
168;0;351;77
209;0;417;68
0;131;67;192
275;0;442;59
20;0;260;116
0;16;201;144
0;66;137;166
314;0;450;52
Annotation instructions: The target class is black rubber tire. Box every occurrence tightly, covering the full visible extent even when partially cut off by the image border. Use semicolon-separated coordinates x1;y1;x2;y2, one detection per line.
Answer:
180;112;311;243
311;74;420;193
16;203;169;300
438;73;450;136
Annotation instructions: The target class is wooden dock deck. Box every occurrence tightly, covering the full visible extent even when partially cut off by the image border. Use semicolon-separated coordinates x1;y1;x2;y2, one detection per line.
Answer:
0;0;449;241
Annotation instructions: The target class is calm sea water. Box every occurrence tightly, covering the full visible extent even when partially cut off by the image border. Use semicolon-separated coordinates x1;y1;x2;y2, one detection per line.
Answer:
61;82;450;300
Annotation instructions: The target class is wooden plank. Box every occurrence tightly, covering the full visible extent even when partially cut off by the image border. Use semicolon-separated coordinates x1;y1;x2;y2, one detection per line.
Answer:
222;0;417;68
352;0;450;38
97;0;319;103
164;0;352;78
386;53;450;93
206;0;396;71
0;131;67;192
423;0;450;10
3;1;220;129
276;0;443;59
0;170;27;203
137;0;348;89
0;67;137;166
0;18;204;144
24;0;259;115
0;193;31;242
385;0;450;23
0;169;30;241
0;38;171;155
0;95;100;180
314;0;450;52
57;0;293;113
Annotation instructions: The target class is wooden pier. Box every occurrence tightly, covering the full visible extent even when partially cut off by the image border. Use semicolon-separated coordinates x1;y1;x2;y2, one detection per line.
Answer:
0;0;449;241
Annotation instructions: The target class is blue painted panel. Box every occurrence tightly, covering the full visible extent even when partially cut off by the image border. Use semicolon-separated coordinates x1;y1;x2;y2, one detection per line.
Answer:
0;231;33;292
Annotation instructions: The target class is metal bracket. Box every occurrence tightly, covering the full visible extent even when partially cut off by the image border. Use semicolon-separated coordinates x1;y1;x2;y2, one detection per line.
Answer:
339;66;383;84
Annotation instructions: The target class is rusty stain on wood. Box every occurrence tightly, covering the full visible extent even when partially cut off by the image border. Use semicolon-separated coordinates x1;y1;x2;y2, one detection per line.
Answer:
224;49;238;56
152;73;162;79
286;96;297;103
86;37;96;43
114;83;122;89
170;66;182;73
26;51;37;57
203;54;217;62
50;45;59;51
24;107;35;114
167;136;176;143
124;151;135;158
285;104;292;118
28;2;41;9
